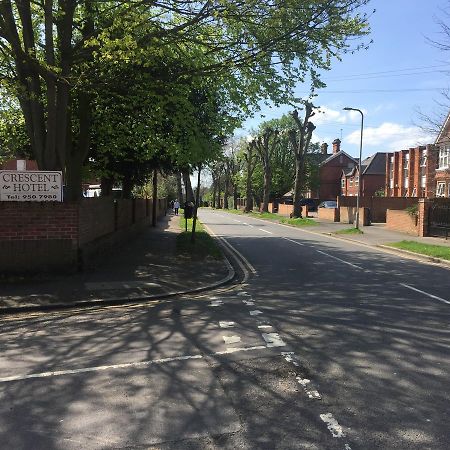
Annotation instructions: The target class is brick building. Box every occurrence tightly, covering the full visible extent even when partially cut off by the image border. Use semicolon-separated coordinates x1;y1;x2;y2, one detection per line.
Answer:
0;159;38;171
384;145;437;198
341;152;386;197
434;113;450;198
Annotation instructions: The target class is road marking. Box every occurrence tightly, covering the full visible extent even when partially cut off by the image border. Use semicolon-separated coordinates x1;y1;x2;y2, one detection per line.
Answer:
237;291;251;297
316;250;363;270
320;413;346;438
249;310;263;315
400;283;450;305
210;300;223;307
261;333;286;347
243;300;255;305
219;321;235;328
259;228;273;234
223;335;241;345
257;324;273;329
282;237;304;246
232;219;242;223
0;346;269;384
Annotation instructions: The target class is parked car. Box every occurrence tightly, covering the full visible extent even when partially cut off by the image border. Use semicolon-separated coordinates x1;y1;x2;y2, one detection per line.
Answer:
299;198;319;212
318;200;337;209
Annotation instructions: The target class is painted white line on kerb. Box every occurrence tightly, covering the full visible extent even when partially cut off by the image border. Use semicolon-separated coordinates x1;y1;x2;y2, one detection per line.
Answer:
259;228;273;234
400;283;450;305
232;219;242;223
282;237;304;246
316;250;362;270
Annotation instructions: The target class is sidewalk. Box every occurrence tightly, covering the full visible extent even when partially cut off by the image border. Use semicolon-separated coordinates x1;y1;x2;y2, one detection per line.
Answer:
0;213;232;313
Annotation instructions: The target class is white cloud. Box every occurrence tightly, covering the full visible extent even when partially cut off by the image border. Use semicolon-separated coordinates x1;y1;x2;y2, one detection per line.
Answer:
313;106;349;125
345;122;435;151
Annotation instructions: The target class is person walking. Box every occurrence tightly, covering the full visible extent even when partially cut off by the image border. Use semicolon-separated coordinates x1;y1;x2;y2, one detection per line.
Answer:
174;199;180;215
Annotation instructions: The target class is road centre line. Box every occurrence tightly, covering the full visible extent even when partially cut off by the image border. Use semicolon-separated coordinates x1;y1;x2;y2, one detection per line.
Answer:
400;283;450;305
259;228;273;234
282;237;304;246
0;345;269;384
316;250;363;270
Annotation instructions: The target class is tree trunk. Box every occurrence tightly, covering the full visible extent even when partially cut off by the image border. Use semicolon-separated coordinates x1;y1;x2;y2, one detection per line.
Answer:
223;177;230;209
101;177;113;196
182;169;194;202
122;176;133;199
176;171;183;204
152;169;157;227
233;186;238;209
212;180;217;208
293;157;305;218
191;166;201;243
245;172;253;212
261;168;271;212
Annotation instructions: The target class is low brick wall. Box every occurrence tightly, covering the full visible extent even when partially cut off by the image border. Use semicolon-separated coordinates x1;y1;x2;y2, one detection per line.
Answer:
338;196;418;223
278;204;293;216
386;209;418;235
0;197;166;273
318;208;339;222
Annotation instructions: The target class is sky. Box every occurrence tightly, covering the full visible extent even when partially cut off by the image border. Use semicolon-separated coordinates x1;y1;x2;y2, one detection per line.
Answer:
236;0;450;161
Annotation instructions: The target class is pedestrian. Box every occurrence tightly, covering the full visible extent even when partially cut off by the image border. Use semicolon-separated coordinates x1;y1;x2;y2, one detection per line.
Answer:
170;199;174;211
174;199;180;215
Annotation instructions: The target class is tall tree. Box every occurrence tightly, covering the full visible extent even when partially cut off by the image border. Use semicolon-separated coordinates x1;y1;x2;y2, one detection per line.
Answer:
289;102;317;218
244;141;258;213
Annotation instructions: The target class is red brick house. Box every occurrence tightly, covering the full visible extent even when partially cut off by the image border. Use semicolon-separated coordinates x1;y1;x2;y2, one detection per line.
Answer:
341;152;386;197
315;139;358;200
434;113;450;198
384;145;437;198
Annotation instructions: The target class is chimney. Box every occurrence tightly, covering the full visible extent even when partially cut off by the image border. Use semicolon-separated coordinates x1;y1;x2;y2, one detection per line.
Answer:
332;138;341;154
320;143;328;155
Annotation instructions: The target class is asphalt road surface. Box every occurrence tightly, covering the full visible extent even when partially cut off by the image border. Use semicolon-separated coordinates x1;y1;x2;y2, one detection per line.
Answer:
1;208;449;449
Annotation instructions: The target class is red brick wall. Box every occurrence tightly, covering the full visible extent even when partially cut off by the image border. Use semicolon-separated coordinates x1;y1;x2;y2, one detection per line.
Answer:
318;207;339;221
0;202;78;241
386;210;418;235
278;204;293;216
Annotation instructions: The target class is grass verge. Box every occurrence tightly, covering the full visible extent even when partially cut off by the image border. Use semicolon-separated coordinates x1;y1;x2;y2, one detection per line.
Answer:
386;240;450;261
334;227;364;235
177;215;222;259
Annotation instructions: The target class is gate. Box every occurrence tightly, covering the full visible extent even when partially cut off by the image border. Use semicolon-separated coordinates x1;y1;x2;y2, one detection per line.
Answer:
428;200;450;239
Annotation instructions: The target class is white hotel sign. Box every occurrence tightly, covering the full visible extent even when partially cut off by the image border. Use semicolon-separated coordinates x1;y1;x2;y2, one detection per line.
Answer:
0;170;63;202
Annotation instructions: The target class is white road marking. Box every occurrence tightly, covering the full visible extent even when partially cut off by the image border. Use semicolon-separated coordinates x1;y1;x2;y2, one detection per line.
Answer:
320;413;346;438
237;291;251;297
219;321;235;328
0;346;270;384
242;222;248;225
282;237;304;246
345;445;353;450
232;219;242;223
262;333;285;347
243;300;255;305
257;324;273;329
248;224;255;228
210;300;223;307
316;250;363;270
400;283;450;305
296;376;322;399
249;310;263;316
222;335;241;345
259;228;273;234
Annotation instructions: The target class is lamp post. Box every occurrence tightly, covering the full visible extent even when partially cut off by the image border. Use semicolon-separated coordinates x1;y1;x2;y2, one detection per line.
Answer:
343;107;364;229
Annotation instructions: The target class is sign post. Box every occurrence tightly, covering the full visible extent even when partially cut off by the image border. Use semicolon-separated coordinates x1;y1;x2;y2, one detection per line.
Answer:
0;171;63;202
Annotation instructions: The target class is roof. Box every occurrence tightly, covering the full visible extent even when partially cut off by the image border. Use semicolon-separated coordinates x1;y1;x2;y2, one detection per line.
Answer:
361;152;387;175
319;150;358;167
436;111;450;144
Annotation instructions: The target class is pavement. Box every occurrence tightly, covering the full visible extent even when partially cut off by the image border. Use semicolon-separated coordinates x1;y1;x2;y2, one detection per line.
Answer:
1;208;449;313
0;211;232;312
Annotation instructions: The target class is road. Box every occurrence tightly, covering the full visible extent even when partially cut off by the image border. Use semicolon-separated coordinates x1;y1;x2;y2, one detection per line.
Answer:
1;208;449;449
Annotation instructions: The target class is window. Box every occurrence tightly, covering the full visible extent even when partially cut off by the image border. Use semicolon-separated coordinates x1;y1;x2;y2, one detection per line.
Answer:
403;153;409;188
355;175;359;185
411;187;417;197
436;182;445;197
419;150;427;167
349;178;353;187
438;147;450;169
341;178;345;188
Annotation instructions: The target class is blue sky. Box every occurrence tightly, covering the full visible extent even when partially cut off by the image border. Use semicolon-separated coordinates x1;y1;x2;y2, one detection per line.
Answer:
237;0;450;160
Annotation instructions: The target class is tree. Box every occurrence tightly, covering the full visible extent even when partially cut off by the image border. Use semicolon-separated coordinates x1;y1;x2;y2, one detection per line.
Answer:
289;102;317;218
244;141;258;213
0;1;370;200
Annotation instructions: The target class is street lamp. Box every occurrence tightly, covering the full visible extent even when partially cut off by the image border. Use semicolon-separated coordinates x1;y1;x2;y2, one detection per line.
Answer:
343;107;364;229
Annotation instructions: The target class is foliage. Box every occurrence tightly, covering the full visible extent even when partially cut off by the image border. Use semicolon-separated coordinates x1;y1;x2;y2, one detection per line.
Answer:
405;204;419;217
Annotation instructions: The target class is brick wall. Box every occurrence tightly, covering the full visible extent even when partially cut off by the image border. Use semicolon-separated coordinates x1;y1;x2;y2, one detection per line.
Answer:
318;207;339;221
0;197;166;273
386;210;418;235
278;204;293;216
338;196;418;222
